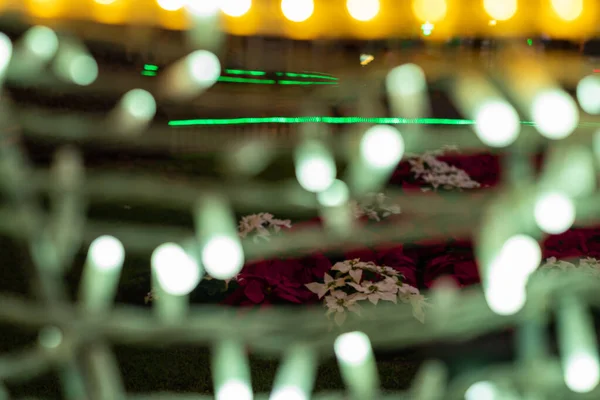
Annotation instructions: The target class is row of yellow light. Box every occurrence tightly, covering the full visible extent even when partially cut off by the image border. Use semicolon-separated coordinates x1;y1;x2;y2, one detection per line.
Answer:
131;0;586;23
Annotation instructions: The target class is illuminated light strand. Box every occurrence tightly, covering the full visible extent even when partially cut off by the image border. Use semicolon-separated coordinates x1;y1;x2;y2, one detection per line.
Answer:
168;116;600;127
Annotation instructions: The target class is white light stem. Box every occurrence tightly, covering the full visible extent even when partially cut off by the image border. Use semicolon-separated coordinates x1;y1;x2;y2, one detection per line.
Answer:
411;359;448;400
79;257;123;314
212;340;253;400
271;345;317;400
195;194;238;244
539;145;596;199
151;270;188;323
186;12;223;53
158;50;221;101
12;26;59;76
335;335;379;400
557;295;600;393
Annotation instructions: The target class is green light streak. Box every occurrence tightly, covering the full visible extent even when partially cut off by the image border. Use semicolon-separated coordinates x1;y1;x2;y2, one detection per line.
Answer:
275;72;338;81
224;69;266;76
218;76;276;84
168;116;600;128
144;64;159;71
278;80;338;85
141;70;157;77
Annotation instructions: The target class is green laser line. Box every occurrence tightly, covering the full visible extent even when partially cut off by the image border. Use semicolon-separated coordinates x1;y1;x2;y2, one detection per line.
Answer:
141;71;157;77
275;72;338;81
218;76;276;84
278;80;338;85
224;69;266;76
168;116;600;128
143;64;159;71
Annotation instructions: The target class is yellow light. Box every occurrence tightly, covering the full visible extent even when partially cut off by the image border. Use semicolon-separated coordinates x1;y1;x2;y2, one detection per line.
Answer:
412;0;447;23
347;0;380;22
483;0;517;21
221;0;251;17
94;0;116;4
551;0;583;21
281;0;314;22
156;0;184;11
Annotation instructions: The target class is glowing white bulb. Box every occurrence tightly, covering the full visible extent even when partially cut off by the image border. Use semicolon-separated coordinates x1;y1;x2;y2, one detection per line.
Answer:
122;89;157;120
412;0;447;23
23;26;58;61
186;0;221;16
221;0;251;17
360;125;405;169
156;0;185;11
485;283;527;316
534;192;575;234
317;179;349;207
201;236;244;280
296;158;336;193
551;0;583;21
152;243;201;296
186;50;221;89
483;0;517;21
475;101;520;147
386;63;426;96
334;331;371;366
88;236;125;271
281;0;314;22
565;353;600;393
465;381;498;400
68;54;98;86
531;90;579;140
577;75;600;115
0;33;13;75
217;379;253;400
346;0;380;22
270;386;306;400
500;234;542;277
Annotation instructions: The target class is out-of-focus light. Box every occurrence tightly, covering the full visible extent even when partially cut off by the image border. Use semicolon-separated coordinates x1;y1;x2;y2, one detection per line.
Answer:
485;282;527;316
577;75;600;115
156;0;185;11
360;54;374;66
89;236;125;271
565;352;600;393
152;243;201;296
531;89;579;140
317;179;349;207
281;0;314;22
551;0;583;22
186;0;221;16
38;326;63;349
412;0;447;23
23;26;58;61
527;38;533;46
201;235;244;280
499;234;542;278
186;50;221;88
421;21;434;35
334;331;372;366
534;192;575;234
483;0;517;21
216;379;253;400
346;0;380;22
488;20;497;26
360;125;405;169
221;0;252;17
474;101;520;147
465;381;499;400
95;0;117;4
121;89;157;120
294;141;337;193
0;33;12;76
386;63;426;96
270;386;307;400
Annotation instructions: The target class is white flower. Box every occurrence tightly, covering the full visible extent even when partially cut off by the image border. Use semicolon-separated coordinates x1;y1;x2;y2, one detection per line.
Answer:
324;291;362;325
332;259;375;282
407;147;480;191
378;265;401;277
305;273;347;299
238;213;291;242
398;286;430;323
350;192;401;221
348;280;398;305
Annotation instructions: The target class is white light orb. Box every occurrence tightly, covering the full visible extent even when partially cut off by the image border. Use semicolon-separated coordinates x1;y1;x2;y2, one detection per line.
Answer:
551;0;583;21
534;192;575;234
531;89;579;140
152;243;201;296
346;0;380;22
186;50;221;89
465;381;498;400
23;26;58;61
122;89;157;120
360;125;405;169
0;33;12;75
69;54;98;86
201;236;244;280
485;283;527;316
386;63;427;96
483;0;517;21
565;352;600;393
270;386;307;400
412;0;447;23
334;331;371;366
156;0;185;11
217;379;253;400
577;75;600;115
186;0;221;16
88;235;125;271
221;0;252;17
500;234;542;277
281;0;314;22
296;157;336;193
317;179;349;207
474;101;520;147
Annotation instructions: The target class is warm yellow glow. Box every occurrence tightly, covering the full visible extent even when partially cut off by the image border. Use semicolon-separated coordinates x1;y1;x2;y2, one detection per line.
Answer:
347;0;380;22
551;0;583;21
94;0;116;4
483;0;517;21
27;0;63;18
412;0;447;23
281;0;314;22
221;0;252;17
156;0;185;12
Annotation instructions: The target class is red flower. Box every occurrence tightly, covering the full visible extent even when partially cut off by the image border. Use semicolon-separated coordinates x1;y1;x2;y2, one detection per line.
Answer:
241;255;332;285
542;228;600;260
423;244;481;288
223;274;315;306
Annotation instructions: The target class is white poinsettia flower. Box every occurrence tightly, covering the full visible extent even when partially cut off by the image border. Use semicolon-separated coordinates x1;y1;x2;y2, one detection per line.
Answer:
379;265;401;277
348;280;398;305
305;273;347;299
332;259;367;282
325;291;362;325
350;192;401;221
237;212;291;242
398;288;430;323
408;147;480;191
